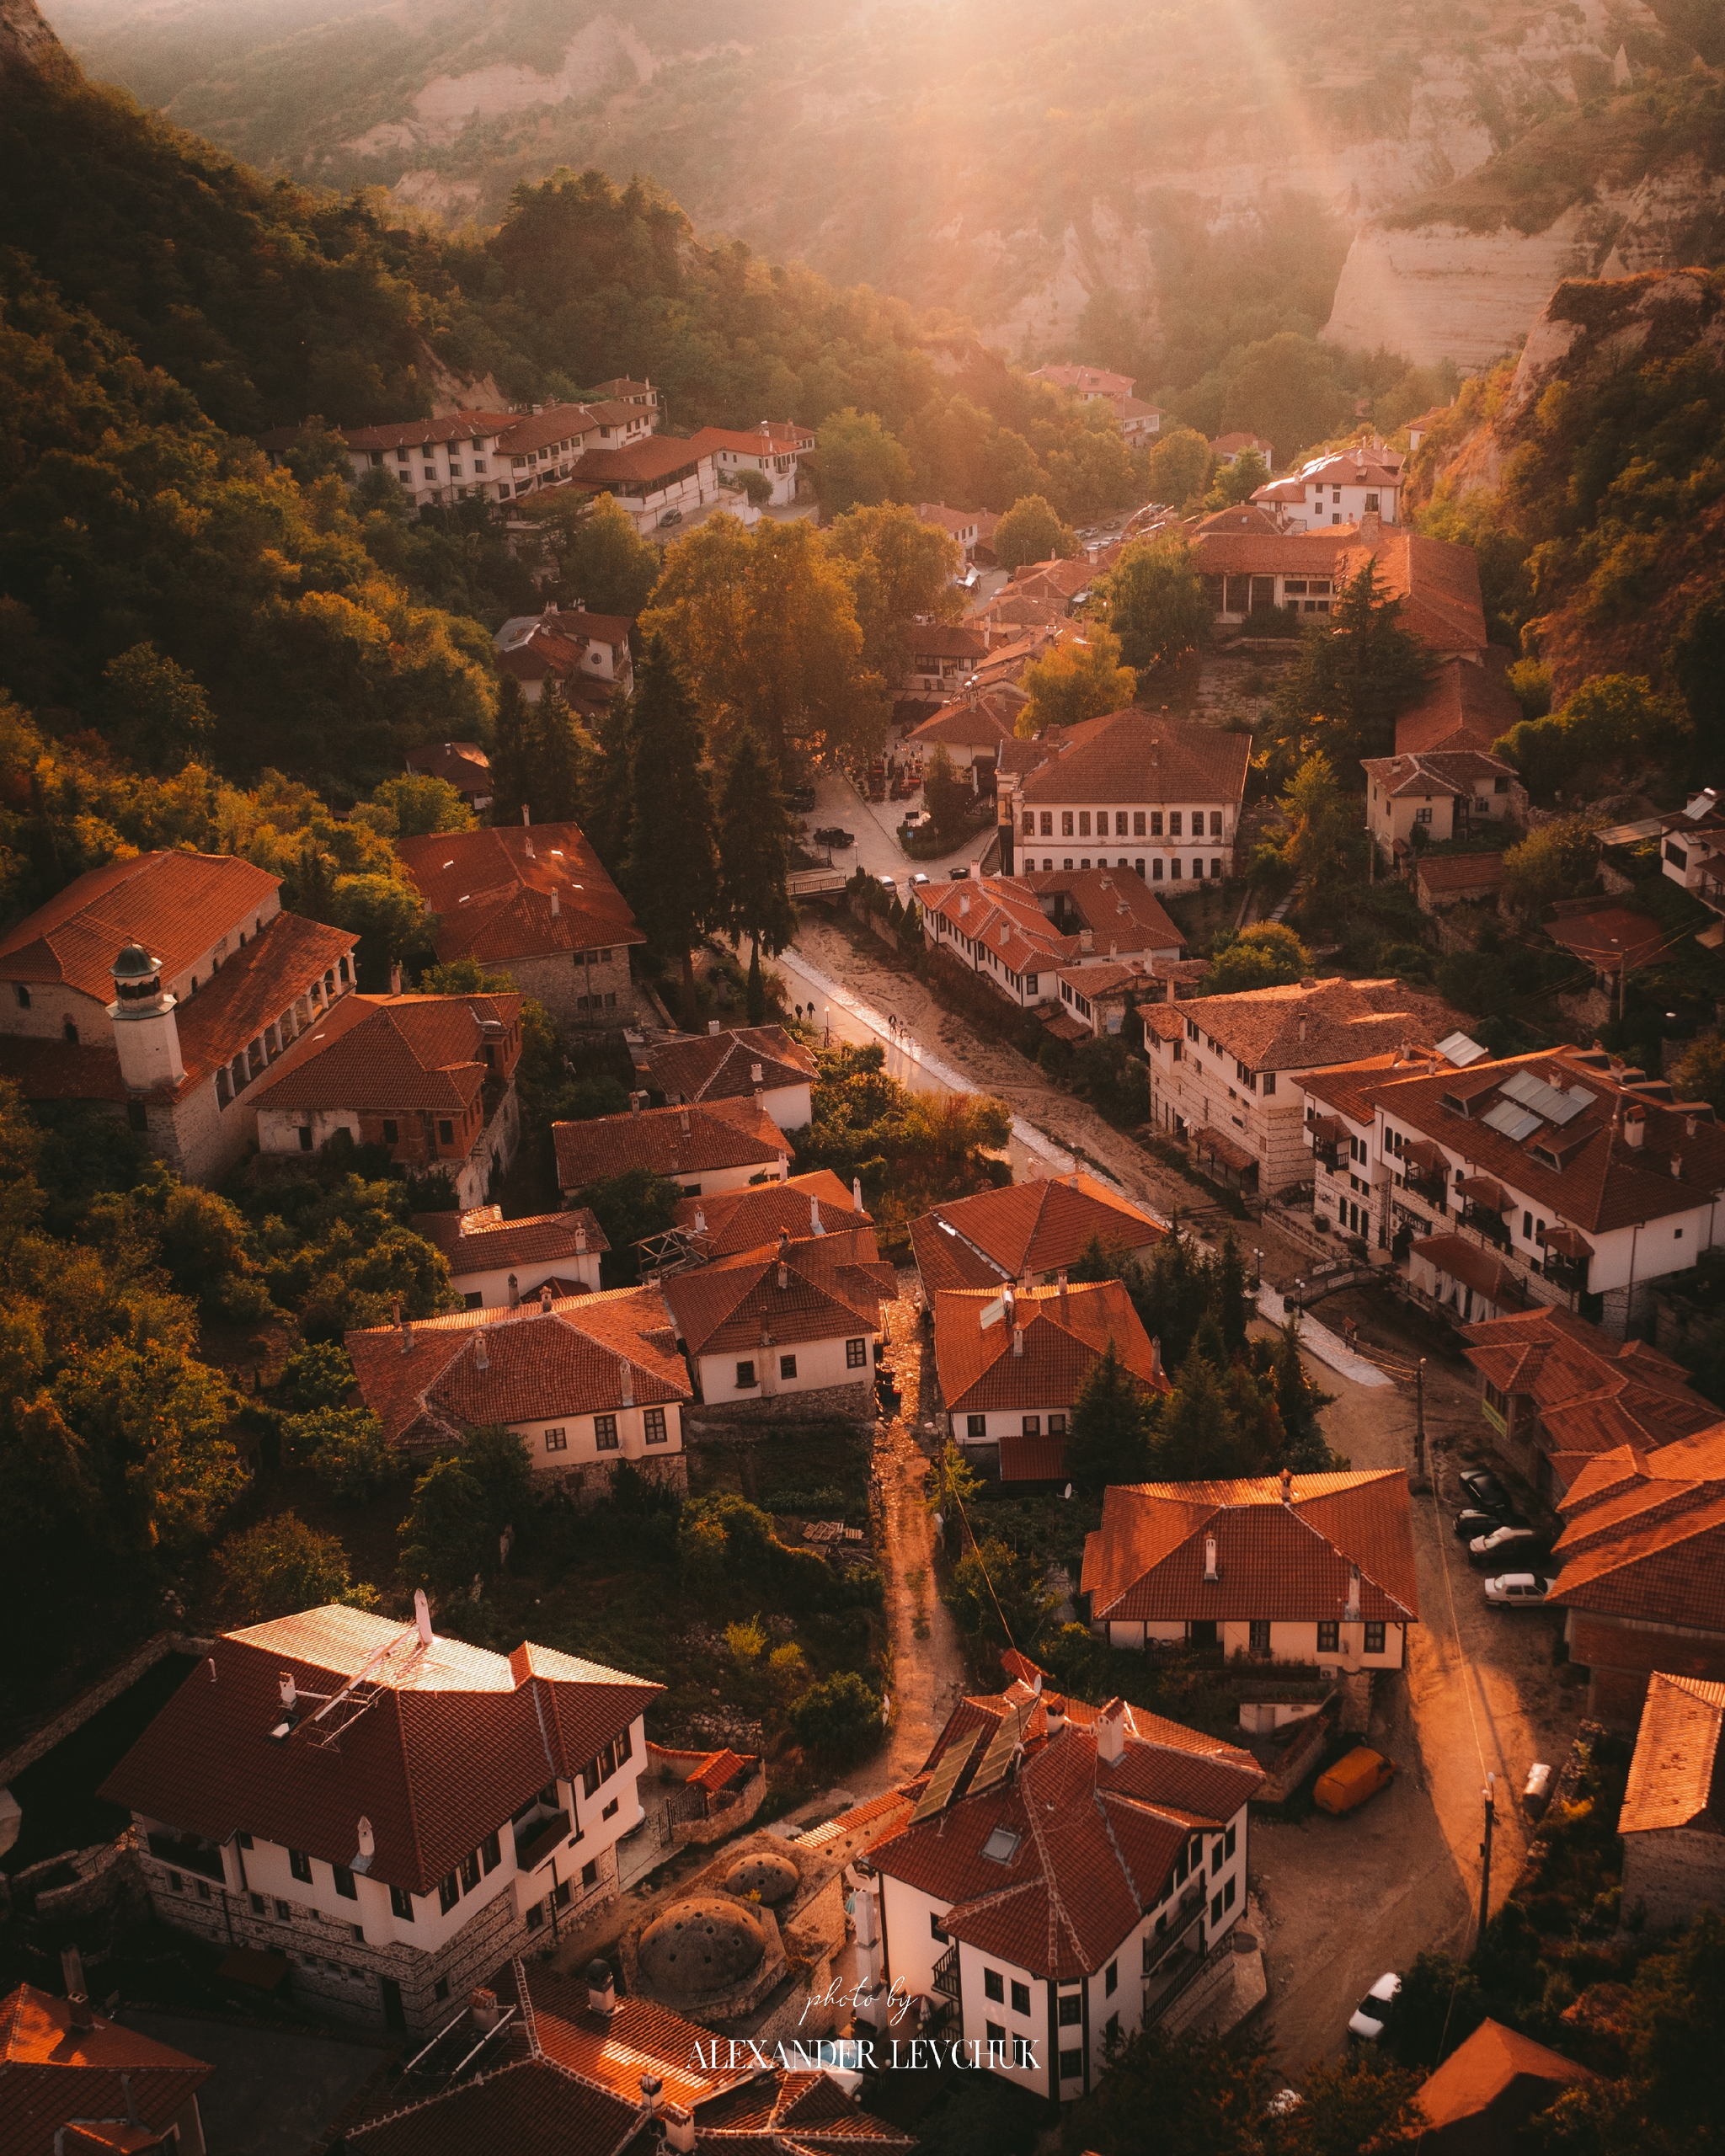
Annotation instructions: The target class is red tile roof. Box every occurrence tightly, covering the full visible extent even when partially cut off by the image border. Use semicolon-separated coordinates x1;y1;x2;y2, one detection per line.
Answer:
1361;747;1515;798
997;1430;1074;1481
868;1689;1260;1980
1081;1470;1418;1625
553;1097;787;1193
1210;432;1274;459
1192;504;1280;536
347;1286;692;1450
907;698;1021;752
909;1172;1162;1293
1301;1048;1460;1128
1549;1426;1725;1634
1028;362;1136;398
1460;1306;1717;1470
0;1038;130;1105
336;411;514;454
403;742;492;792
1396;656;1523;754
412;1207;609;1273
0;852;280;1002
1410;1234;1529;1309
673;1171;868;1258
1542;906;1665;971
577;436;713;489
1415;2019;1594;2134
1193;526;1487;654
1183;974;1466;1074
395;824;642;969
1417;851;1507;898
1012;708;1250;808
1619;1671;1725;1836
0;1986;211;2156
642;1026;816;1108
170;912;360;1091
248;992;519;1116
662;1242;891;1358
101;1612;660;1900
935;1278;1167;1417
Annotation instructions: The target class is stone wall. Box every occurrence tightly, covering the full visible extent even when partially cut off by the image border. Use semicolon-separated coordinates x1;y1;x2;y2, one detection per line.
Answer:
1565;1610;1725;1730
688;1379;876;1432
1621;1826;1725;1933
508;949;636;1032
541;1451;689;1509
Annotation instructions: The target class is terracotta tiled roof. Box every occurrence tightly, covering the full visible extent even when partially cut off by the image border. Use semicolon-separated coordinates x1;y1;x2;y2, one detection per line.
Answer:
868;1690;1260;1981
1618;1671;1725;1836
396;824;642;968
909;1172;1162;1293
171;912;360;1089
338;411;514;453
1014;708;1249;808
642;1025;816;1107
403;742;492;793
662;1243;889;1358
100;1614;661;1898
1410;1234;1528;1309
1361;747;1515;798
1417;851;1507;895
673;1171;868;1258
1020;867;1185;953
248;991;519;1115
1081;1471;1418;1624
1192;504;1280;536
1356;1046;1725;1235
934;1279;1167;1415
0;1985;211;2156
1183;974;1466;1075
1191;1124;1256;1173
907;700;1020;751
553;1097;787;1193
998;1430;1073;1480
1028;362;1135;397
0;852;280;1001
1396;656;1523;754
1415;2019;1594;2134
1543;907;1665;971
907;623;989;659
917;502;980;536
411;1207;609;1274
1549;1425;1725;1632
577;436;712;488
0;1038;130;1105
1009;557;1094;599
1193;526;1487;654
347;1286;691;1449
1302;1049;1458;1128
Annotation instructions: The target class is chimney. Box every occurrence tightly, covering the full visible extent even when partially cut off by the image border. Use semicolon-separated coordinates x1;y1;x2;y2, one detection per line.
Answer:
357;1816;376;1861
550;889;560;917
1151;1336;1162;1381
852;1176;864;1210
619;1358;634;1407
1012;1323;1024;1356
959;894;969;916
586;1959;617;2016
279;1671;297;1709
694;1205;707;1232
61;1945;87;2009
708;1019;721;1035
470;1988;499;2032
1345;1566;1362;1623
1687;1115;1698;1139
1044;1693;1066;1731
1297;1016;1307;1045
1280;1467;1292;1505
1299;975;1316;990
1080;928;1093;953
474;1328;489;1373
629;1091;642;1114
1671;1153;1682;1180
414;1588;434;1646
660;2105;696;2154
1624;1111;1645;1149
388;960;403;996
1057;1268;1069;1321
679;1107;691;1136
1204;1534;1219;1582
1096;1697;1126;1765
508;1272;520;1306
750;1063;763;1085
574;1222;587;1253
777;1261;789;1289
540;1284;553;1313
810;1194;825;1235
639;2072;665;2114
398;1305;414;1353
521;803;531;826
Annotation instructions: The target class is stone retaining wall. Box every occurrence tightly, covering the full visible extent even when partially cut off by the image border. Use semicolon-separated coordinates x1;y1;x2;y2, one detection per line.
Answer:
688;1380;876;1432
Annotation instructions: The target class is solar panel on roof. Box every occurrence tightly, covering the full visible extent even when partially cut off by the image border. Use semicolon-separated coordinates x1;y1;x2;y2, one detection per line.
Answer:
1547;1087;1590;1126
909;1726;984;1825
1498;1070;1546;1109
1436;1030;1488;1067
968;1700;1031;1798
1481;1099;1541;1142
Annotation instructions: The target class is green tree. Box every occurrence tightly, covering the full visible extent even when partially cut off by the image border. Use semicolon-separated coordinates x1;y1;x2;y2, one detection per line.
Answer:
788;1671;884;1762
1019;626;1135;734
925;1439;983;1558
1270;2057;1425;2156
1102;537;1213;672
577;686;635;878
1146;1352;1260;1480
622;637;717;1020
994;494;1077;571
1272;1317;1333;1469
1495;675;1693;803
215;1512;376;1624
1205;449;1268;509
1202;921;1312;995
569;1166;683;1287
921;743;975;840
812;408;915;514
398;1454;489;1594
461;1423;534;1550
529;680;582;824
489;675;533;827
1271;560;1432;769
1261;751;1364;908
522;490;663;617
101;643;216;773
1065;1339;1151;1491
1668;585;1725;737
715;727;797;1009
825;502;963;689
366;774;474;838
279;1341;356;1411
286;1406;403;1502
1671;1034;1725;1119
1500;815;1604;915
1145;427;1212;511
1064;2019;1273;2156
290;834;337;923
948;1534;1057;1646
52;1339;242;1553
329;871;430;990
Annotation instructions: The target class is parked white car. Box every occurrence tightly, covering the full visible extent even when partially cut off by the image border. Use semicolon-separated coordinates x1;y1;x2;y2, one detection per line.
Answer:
1348;1972;1402;2042
1468;1523;1548;1566
1483;1573;1559;1609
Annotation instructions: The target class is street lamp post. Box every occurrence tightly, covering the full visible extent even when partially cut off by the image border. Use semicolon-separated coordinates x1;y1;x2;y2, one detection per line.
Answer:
1253;1247;1263;1289
1294;1277;1306;1317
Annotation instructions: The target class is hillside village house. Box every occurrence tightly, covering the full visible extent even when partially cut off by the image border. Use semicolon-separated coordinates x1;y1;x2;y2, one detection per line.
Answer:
347;1286;692;1497
393;821;642;1031
638;1023;816;1134
583;376;662;424
1616;1673;1725;1930
1458;1305;1720;1505
921;867;1184;1011
663;1232;895;1422
0;851;358;1187
1413;2020;1595;2150
554;1097;788;1203
1007;557;1097;614
1548;1427;1725;1722
1209;433;1275;470
858;1673;1262;2102
911;1171;1164;1293
413;1203;607;1308
1082;1469;1418;1669
934;1278;1168;1481
1658;787;1725;920
1192;520;1487;654
1143;973;1466;1196
1025;362;1163;446
1055;955;1213;1039
996;710;1251;884
1395;653;1524;755
493;606;634;714
918;501;981;558
907;690;1027;787
248;991;523;1210
686;419;814;505
1362;746;1522;864
0;1983;213;2155
1416;852;1509;915
1253;444;1402;529
1304;1043;1467;1246
672;1169;871;1260
101;1603;663;2033
1303;1042;1725;1337
903;622;989;699
402;739;493;810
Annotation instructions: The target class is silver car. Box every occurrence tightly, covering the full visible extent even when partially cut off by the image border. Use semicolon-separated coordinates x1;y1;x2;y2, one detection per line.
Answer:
1348;1972;1402;2041
1483;1572;1559;1609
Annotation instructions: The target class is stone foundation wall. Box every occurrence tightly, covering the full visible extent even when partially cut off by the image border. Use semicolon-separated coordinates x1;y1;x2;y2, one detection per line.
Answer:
542;1452;690;1509
1621;1828;1725;1933
688;1380;876;1433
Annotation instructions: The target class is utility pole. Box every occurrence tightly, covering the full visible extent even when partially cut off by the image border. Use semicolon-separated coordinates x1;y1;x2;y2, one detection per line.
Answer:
1413;1358;1429;1492
1478;1773;1496;1947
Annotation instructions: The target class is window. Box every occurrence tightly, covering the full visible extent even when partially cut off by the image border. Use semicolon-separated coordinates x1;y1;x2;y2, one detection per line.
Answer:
433;1976;451;2004
1115;812;1129;837
602;1797;619;1821
1211;1891;1222;1923
544;1427;568;1452
986;2020;1007;2050
985;1968;1005;2002
62;1021;78;1044
1040;812;1053;835
1022;1416;1041;1437
1134;812;1146;835
1105;1960;1119;1995
436;1118;455;1146
1014;2035;1033;2067
1225;1823;1236;1860
1023;811;1035;835
1225;1876;1236;1909
1365;1621;1386;1654
594;1414;619;1451
439;1870;462;1914
1413;806;1433;825
289;1849;313;1884
382;1119;398;1145
1152;857;1163;879
1150;811;1163;836
967;1413;987;1438
1210;811;1223;837
1024;973;1039;995
846;1338;867;1369
1171;859;1182;878
1079;812;1091;837
1169;812;1183;837
1317;1620;1339;1653
779;1353;798;1380
1049;1412;1067;1436
296;1124;313;1152
526;1903;544;1930
1365;493;1380;512
1058;1993;1082;2026
735;1359;757;1389
644;1407;667;1444
249;1892;266;1915
1011;1978;1031;2015
389;1885;414;1921
1262;1072;1276;1097
1248;1619;1271;1652
461;1849;482;1892
334;1865;357;1901
128;1099;149;1134
931;1912;948;1941
1060;2048;1083;2080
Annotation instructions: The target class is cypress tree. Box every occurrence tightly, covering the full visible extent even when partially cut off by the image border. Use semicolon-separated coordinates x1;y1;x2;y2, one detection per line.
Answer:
292;835;336;922
1065;1340;1150;1492
531;681;580;824
579;685;636;881
489;675;531;827
715;726;797;998
623;637;718;1022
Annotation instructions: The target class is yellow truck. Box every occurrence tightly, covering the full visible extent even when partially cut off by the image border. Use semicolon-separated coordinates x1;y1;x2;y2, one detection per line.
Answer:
1313;1746;1397;1817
